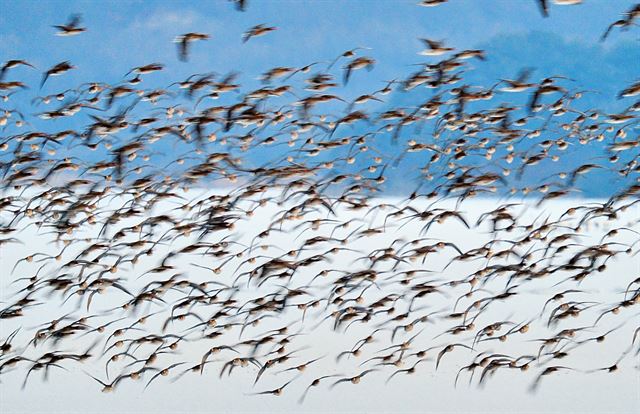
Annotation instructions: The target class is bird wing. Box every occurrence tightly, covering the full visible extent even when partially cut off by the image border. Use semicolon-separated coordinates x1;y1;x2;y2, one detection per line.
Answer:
178;37;189;62
537;0;549;17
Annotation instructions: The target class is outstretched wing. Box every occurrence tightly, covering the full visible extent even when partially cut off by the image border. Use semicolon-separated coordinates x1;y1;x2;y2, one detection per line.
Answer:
178;37;189;62
537;0;549;17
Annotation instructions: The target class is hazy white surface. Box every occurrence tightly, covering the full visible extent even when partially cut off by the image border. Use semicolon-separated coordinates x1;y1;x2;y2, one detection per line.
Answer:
1;195;639;413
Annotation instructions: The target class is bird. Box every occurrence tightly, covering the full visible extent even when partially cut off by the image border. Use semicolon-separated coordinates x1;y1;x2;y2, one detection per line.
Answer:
298;374;342;403
0;60;36;81
242;24;277;43
601;4;640;41
247;378;296;396
418;0;449;6
343;57;376;85
175;33;210;62
537;0;584;17
529;366;576;392
386;358;429;383
53;14;86;36
40;61;75;89
418;39;454;56
85;372;130;392
331;369;378;387
229;0;248;11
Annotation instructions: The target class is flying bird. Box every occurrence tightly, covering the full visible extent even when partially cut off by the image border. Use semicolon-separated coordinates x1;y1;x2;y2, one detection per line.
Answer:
175;33;210;62
242;24;277;43
53;14;86;36
40;61;75;88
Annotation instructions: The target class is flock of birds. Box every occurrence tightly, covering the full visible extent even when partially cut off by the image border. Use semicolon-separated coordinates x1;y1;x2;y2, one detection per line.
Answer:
1;1;640;404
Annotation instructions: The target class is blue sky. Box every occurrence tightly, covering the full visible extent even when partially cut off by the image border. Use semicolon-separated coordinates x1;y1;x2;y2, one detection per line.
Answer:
1;0;637;89
1;0;638;196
